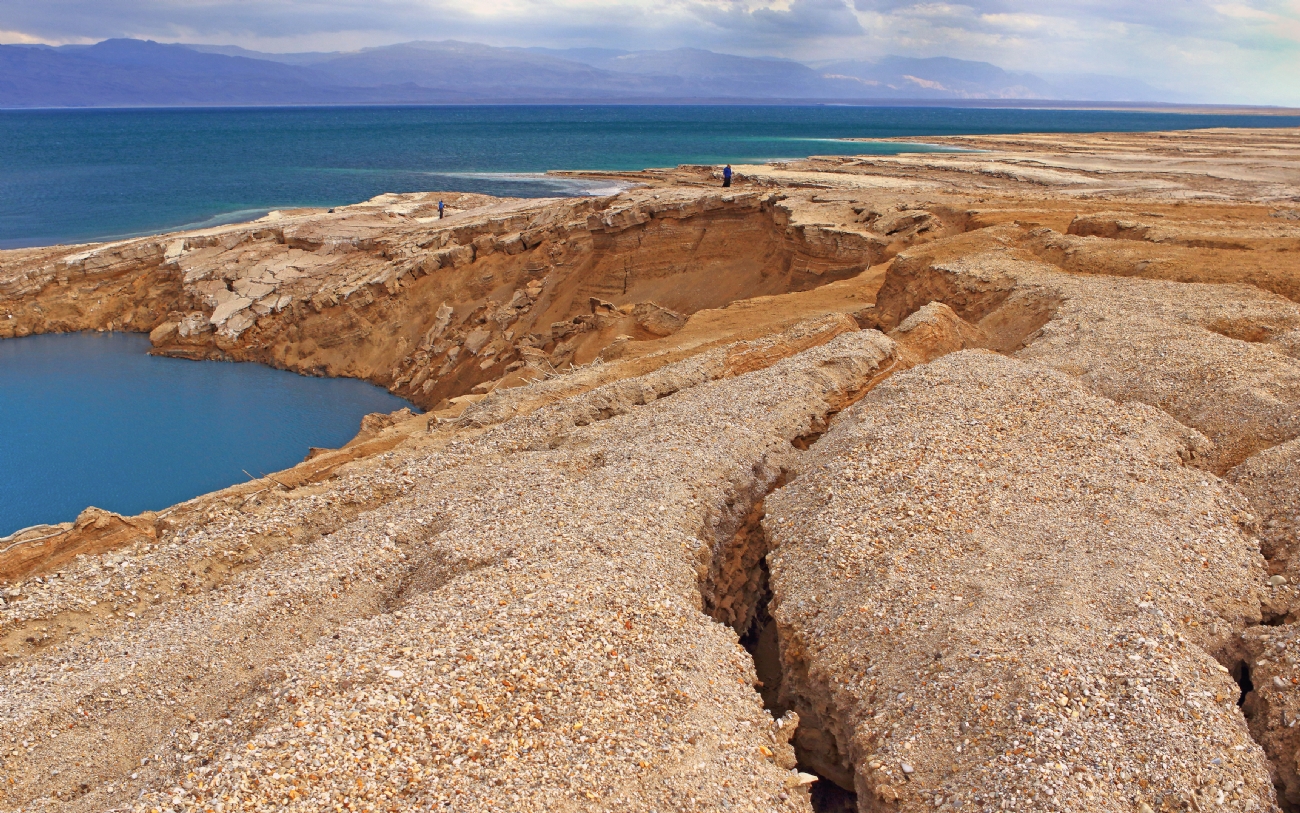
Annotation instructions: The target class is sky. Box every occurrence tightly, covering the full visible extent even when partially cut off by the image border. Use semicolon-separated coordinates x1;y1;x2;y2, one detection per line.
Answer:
1;0;1298;105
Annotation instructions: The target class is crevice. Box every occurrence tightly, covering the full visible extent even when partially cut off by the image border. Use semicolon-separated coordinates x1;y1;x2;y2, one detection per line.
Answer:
792;416;832;451
700;469;860;812
701;475;785;637
809;779;861;813
738;557;782;714
1263;609;1290;627
1235;661;1255;708
1232;656;1300;812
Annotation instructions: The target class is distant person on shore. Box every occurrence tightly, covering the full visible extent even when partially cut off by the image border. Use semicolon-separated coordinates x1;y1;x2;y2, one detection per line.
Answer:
438;199;445;219
722;164;733;188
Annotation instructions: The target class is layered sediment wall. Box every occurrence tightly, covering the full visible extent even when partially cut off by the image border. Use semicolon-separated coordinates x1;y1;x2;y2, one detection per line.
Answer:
1;187;943;411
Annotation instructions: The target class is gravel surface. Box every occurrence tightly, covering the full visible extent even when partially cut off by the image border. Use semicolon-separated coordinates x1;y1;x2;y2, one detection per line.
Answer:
872;227;1300;472
1229;439;1300;618
0;329;895;813
765;351;1275;812
1241;622;1300;808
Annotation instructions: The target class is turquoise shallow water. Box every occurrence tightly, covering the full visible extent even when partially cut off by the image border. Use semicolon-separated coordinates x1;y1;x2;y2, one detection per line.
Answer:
3;104;1299;248
0;333;413;535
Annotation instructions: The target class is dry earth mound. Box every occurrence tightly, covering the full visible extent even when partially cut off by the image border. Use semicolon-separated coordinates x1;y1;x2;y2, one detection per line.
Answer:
870;228;1300;473
764;351;1272;811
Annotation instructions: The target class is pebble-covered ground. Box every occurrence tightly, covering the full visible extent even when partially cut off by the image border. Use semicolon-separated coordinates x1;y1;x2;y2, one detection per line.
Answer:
1230;440;1300;612
0;328;895;813
766;351;1276;812
872;227;1300;473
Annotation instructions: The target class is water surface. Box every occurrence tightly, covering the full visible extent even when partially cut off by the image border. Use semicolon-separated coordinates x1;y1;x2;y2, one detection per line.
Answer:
0;332;413;535
4;105;1298;248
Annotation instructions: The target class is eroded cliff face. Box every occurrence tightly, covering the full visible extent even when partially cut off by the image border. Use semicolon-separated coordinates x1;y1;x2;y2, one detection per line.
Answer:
1;187;934;411
2;128;1300;813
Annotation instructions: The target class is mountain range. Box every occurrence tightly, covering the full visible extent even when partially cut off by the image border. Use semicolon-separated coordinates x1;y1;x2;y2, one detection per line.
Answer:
0;38;1180;108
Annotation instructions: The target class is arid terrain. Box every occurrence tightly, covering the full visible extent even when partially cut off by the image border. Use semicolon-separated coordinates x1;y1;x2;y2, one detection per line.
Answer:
1;127;1299;813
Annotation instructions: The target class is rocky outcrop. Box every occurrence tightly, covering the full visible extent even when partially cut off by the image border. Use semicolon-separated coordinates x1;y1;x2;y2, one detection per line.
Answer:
1023;226;1300;305
1;187;926;413
886;301;990;367
871;228;1300;472
5;126;1300;813
0;508;157;583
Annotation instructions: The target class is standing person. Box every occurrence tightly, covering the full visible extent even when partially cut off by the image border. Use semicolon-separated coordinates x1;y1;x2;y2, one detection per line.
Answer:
438;199;446;219
722;164;733;188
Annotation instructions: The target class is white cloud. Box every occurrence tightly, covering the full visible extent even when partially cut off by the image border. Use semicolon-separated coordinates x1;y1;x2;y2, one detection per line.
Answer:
977;12;1049;32
0;28;94;44
0;0;1296;102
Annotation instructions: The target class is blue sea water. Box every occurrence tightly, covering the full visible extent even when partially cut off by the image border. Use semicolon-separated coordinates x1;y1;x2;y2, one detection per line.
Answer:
3;104;1299;248
0;332;413;535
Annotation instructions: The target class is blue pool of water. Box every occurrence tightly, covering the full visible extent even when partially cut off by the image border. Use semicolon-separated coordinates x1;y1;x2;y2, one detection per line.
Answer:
3;104;1298;248
0;332;414;535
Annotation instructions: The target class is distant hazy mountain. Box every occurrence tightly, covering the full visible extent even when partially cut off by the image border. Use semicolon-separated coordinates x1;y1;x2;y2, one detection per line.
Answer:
814;56;1181;102
0;38;1181;108
534;47;886;99
305;42;662;99
182;43;341;67
0;39;468;107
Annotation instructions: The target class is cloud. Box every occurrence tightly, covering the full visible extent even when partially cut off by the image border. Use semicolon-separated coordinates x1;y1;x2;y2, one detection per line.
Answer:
842;0;1300;102
0;0;1296;103
687;0;864;42
750;0;866;36
0;28;95;44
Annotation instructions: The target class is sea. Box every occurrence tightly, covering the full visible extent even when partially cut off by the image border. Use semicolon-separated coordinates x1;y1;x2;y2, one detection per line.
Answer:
3;104;1299;249
2;104;1298;535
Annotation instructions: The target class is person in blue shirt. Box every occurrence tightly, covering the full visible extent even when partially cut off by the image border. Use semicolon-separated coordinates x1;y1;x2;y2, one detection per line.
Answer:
722;164;733;188
438;200;446;219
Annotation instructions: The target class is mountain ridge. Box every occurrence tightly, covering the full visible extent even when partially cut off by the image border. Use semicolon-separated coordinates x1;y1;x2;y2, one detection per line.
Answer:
0;37;1184;108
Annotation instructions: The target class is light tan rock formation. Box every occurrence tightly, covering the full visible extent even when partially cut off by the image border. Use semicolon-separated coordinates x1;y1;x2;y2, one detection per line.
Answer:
2;127;1300;813
0;187;930;411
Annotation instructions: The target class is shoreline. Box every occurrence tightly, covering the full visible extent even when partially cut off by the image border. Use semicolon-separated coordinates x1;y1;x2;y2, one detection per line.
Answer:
3;99;1299;114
